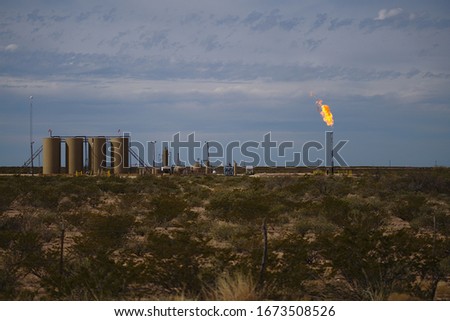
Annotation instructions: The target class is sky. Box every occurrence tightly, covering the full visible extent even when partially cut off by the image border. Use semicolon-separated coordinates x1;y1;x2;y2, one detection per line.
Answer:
1;0;450;167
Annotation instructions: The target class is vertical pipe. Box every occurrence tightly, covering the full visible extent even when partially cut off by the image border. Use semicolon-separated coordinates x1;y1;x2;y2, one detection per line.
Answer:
326;131;334;175
331;131;334;175
29;96;34;176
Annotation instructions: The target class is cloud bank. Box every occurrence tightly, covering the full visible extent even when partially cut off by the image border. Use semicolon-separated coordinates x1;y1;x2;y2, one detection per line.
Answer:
0;1;449;166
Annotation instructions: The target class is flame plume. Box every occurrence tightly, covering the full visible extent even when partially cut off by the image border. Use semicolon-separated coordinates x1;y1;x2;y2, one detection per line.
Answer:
315;99;334;127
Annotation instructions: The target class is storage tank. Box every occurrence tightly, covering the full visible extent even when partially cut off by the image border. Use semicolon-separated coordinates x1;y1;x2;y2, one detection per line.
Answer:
111;137;129;174
43;137;61;175
162;147;169;167
66;137;84;175
88;137;106;175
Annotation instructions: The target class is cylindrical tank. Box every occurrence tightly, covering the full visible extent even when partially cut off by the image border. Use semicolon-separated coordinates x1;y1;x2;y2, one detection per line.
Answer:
66;137;84;175
162;147;169;167
110;137;129;174
88;137;106;175
43;137;61;175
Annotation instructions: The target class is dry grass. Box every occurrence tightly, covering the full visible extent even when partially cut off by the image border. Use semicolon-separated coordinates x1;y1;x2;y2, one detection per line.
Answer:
206;271;258;301
435;281;450;301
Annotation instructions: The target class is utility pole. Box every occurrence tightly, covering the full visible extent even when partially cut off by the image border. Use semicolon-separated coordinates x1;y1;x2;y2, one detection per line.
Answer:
29;96;34;176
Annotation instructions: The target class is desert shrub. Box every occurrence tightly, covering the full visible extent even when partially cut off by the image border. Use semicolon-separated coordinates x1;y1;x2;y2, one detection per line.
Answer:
74;213;135;254
320;196;351;226
287;176;319;196
319;228;446;300
410;211;450;236
40;212;140;300
321;196;388;231
0;215;22;248
118;193;149;216
209;221;260;251
296;200;321;217
0;227;47;299
11;230;45;272
439;256;450;276
96;177;130;194
207;188;271;222
25;184;61;209
144;194;189;225
144;229;217;295
182;182;212;207
64;211;86;228
295;215;337;236
59;178;102;207
312;176;332;195
268;234;315;299
206;271;258;300
0;178;22;211
264;176;296;191
42;250;144;300
380;169;450;194
0;214;50;262
0;258;21;299
392;194;427;222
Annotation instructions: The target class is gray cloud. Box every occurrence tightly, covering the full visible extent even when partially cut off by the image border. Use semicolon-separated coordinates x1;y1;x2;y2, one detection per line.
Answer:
309;13;327;33
303;38;324;52
328;18;353;31
139;29;170;49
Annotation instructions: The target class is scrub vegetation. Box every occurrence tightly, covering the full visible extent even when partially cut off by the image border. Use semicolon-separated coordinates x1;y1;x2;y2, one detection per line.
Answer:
0;168;449;300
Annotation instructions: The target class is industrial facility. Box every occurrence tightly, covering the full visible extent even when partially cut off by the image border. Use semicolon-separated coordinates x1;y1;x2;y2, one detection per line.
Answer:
30;134;234;176
40;135;130;176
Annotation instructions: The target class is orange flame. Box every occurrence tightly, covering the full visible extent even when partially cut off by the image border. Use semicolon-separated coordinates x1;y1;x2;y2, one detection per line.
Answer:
316;99;334;127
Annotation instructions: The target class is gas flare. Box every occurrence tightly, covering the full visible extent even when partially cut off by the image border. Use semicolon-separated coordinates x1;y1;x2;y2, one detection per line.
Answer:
315;99;334;127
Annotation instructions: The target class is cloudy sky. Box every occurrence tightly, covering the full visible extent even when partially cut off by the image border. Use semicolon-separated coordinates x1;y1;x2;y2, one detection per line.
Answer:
1;0;449;166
